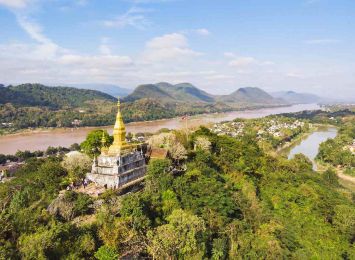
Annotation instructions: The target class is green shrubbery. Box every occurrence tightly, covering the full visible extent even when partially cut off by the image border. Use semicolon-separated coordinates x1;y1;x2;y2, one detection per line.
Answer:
0;126;354;259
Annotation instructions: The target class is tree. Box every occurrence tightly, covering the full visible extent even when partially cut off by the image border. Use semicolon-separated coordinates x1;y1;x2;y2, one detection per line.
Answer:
161;189;180;217
322;168;339;186
148;132;187;162
333;204;355;241
0;154;6;164
15;150;34;161
46;146;59;156
61;152;92;181
169;142;187;163
94;246;118;260
291;153;313;172
148;132;174;149
147;209;206;259
96;206;143;255
69;143;81;151
145;159;173;193
80;130;112;157
212;237;228;260
194;136;211;151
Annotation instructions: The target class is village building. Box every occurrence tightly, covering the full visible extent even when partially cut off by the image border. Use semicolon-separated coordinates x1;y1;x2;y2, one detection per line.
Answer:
86;99;146;188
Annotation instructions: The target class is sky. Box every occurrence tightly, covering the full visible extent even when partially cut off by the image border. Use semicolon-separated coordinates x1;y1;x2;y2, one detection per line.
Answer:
0;0;354;98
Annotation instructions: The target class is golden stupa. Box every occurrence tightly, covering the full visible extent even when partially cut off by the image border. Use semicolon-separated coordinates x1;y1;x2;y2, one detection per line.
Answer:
102;98;134;155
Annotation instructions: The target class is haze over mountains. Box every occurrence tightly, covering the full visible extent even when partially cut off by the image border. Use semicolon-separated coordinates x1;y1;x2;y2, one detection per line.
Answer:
124;82;285;106
67;84;131;98
0;82;328;107
0;82;329;109
0;82;330;130
271;91;323;104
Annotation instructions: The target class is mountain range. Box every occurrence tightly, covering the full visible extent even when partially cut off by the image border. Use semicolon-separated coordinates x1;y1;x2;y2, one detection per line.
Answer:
66;83;132;98
124;82;284;106
0;82;325;130
0;83;325;108
271;91;323;104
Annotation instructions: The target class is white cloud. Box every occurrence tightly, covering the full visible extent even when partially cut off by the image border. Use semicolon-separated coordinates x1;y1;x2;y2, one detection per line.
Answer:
305;0;320;5
286;72;305;79
194;28;210;36
226;53;274;68
146;33;187;49
143;33;202;61
155;70;215;77
126;0;173;3
229;57;257;67
103;7;151;30
99;37;111;55
223;52;236;58
76;0;88;6
304;39;340;45
59;54;133;68
205;74;235;80
0;0;31;8
16;15;61;58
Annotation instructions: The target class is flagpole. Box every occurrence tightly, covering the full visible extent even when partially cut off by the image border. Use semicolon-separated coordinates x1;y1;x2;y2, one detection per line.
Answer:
185;115;188;144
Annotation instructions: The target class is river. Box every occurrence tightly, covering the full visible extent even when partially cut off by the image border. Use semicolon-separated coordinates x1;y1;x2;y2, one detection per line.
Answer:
287;127;337;170
0;103;319;154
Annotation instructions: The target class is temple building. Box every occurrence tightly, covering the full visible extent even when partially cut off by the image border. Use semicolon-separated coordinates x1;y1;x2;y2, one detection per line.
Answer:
86;99;146;188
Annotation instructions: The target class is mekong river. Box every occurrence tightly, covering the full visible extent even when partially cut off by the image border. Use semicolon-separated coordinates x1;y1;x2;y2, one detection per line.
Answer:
0;104;319;154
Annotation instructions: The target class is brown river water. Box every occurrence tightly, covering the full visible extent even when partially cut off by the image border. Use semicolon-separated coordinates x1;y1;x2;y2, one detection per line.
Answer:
0;104;320;154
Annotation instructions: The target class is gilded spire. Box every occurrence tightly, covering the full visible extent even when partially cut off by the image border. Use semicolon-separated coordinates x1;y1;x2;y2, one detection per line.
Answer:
101;130;109;154
101;130;107;145
108;97;130;155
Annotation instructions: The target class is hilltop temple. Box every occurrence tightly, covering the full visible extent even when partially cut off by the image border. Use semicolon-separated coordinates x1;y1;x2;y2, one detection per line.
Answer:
86;99;146;188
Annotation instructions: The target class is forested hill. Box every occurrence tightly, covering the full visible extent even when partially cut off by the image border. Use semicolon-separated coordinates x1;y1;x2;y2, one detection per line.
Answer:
124;82;282;105
0;84;116;109
218;86;282;104
124;82;215;103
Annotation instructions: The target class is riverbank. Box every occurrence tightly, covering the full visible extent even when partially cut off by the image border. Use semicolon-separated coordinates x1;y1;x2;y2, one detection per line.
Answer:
0;103;317;138
277;124;334;155
280;126;354;192
277;131;313;155
0;104;320;154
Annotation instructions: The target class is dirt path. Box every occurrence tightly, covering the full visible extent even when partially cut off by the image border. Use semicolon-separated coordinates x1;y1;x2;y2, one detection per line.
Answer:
316;162;355;184
337;171;355;184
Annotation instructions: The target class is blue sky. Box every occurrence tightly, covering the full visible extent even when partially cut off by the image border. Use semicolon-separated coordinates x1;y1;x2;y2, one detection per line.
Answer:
0;0;354;98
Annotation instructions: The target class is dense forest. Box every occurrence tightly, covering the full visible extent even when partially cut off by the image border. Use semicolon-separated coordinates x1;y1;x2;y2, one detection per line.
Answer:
0;126;354;259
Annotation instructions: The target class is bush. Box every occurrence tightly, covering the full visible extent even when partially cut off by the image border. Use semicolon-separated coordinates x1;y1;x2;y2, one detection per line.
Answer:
322;168;339;186
94;246;118;260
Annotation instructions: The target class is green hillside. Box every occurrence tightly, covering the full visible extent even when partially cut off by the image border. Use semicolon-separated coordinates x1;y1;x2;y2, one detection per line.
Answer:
158;82;215;102
124;84;175;102
0;84;116;109
219;87;282;104
125;82;215;103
